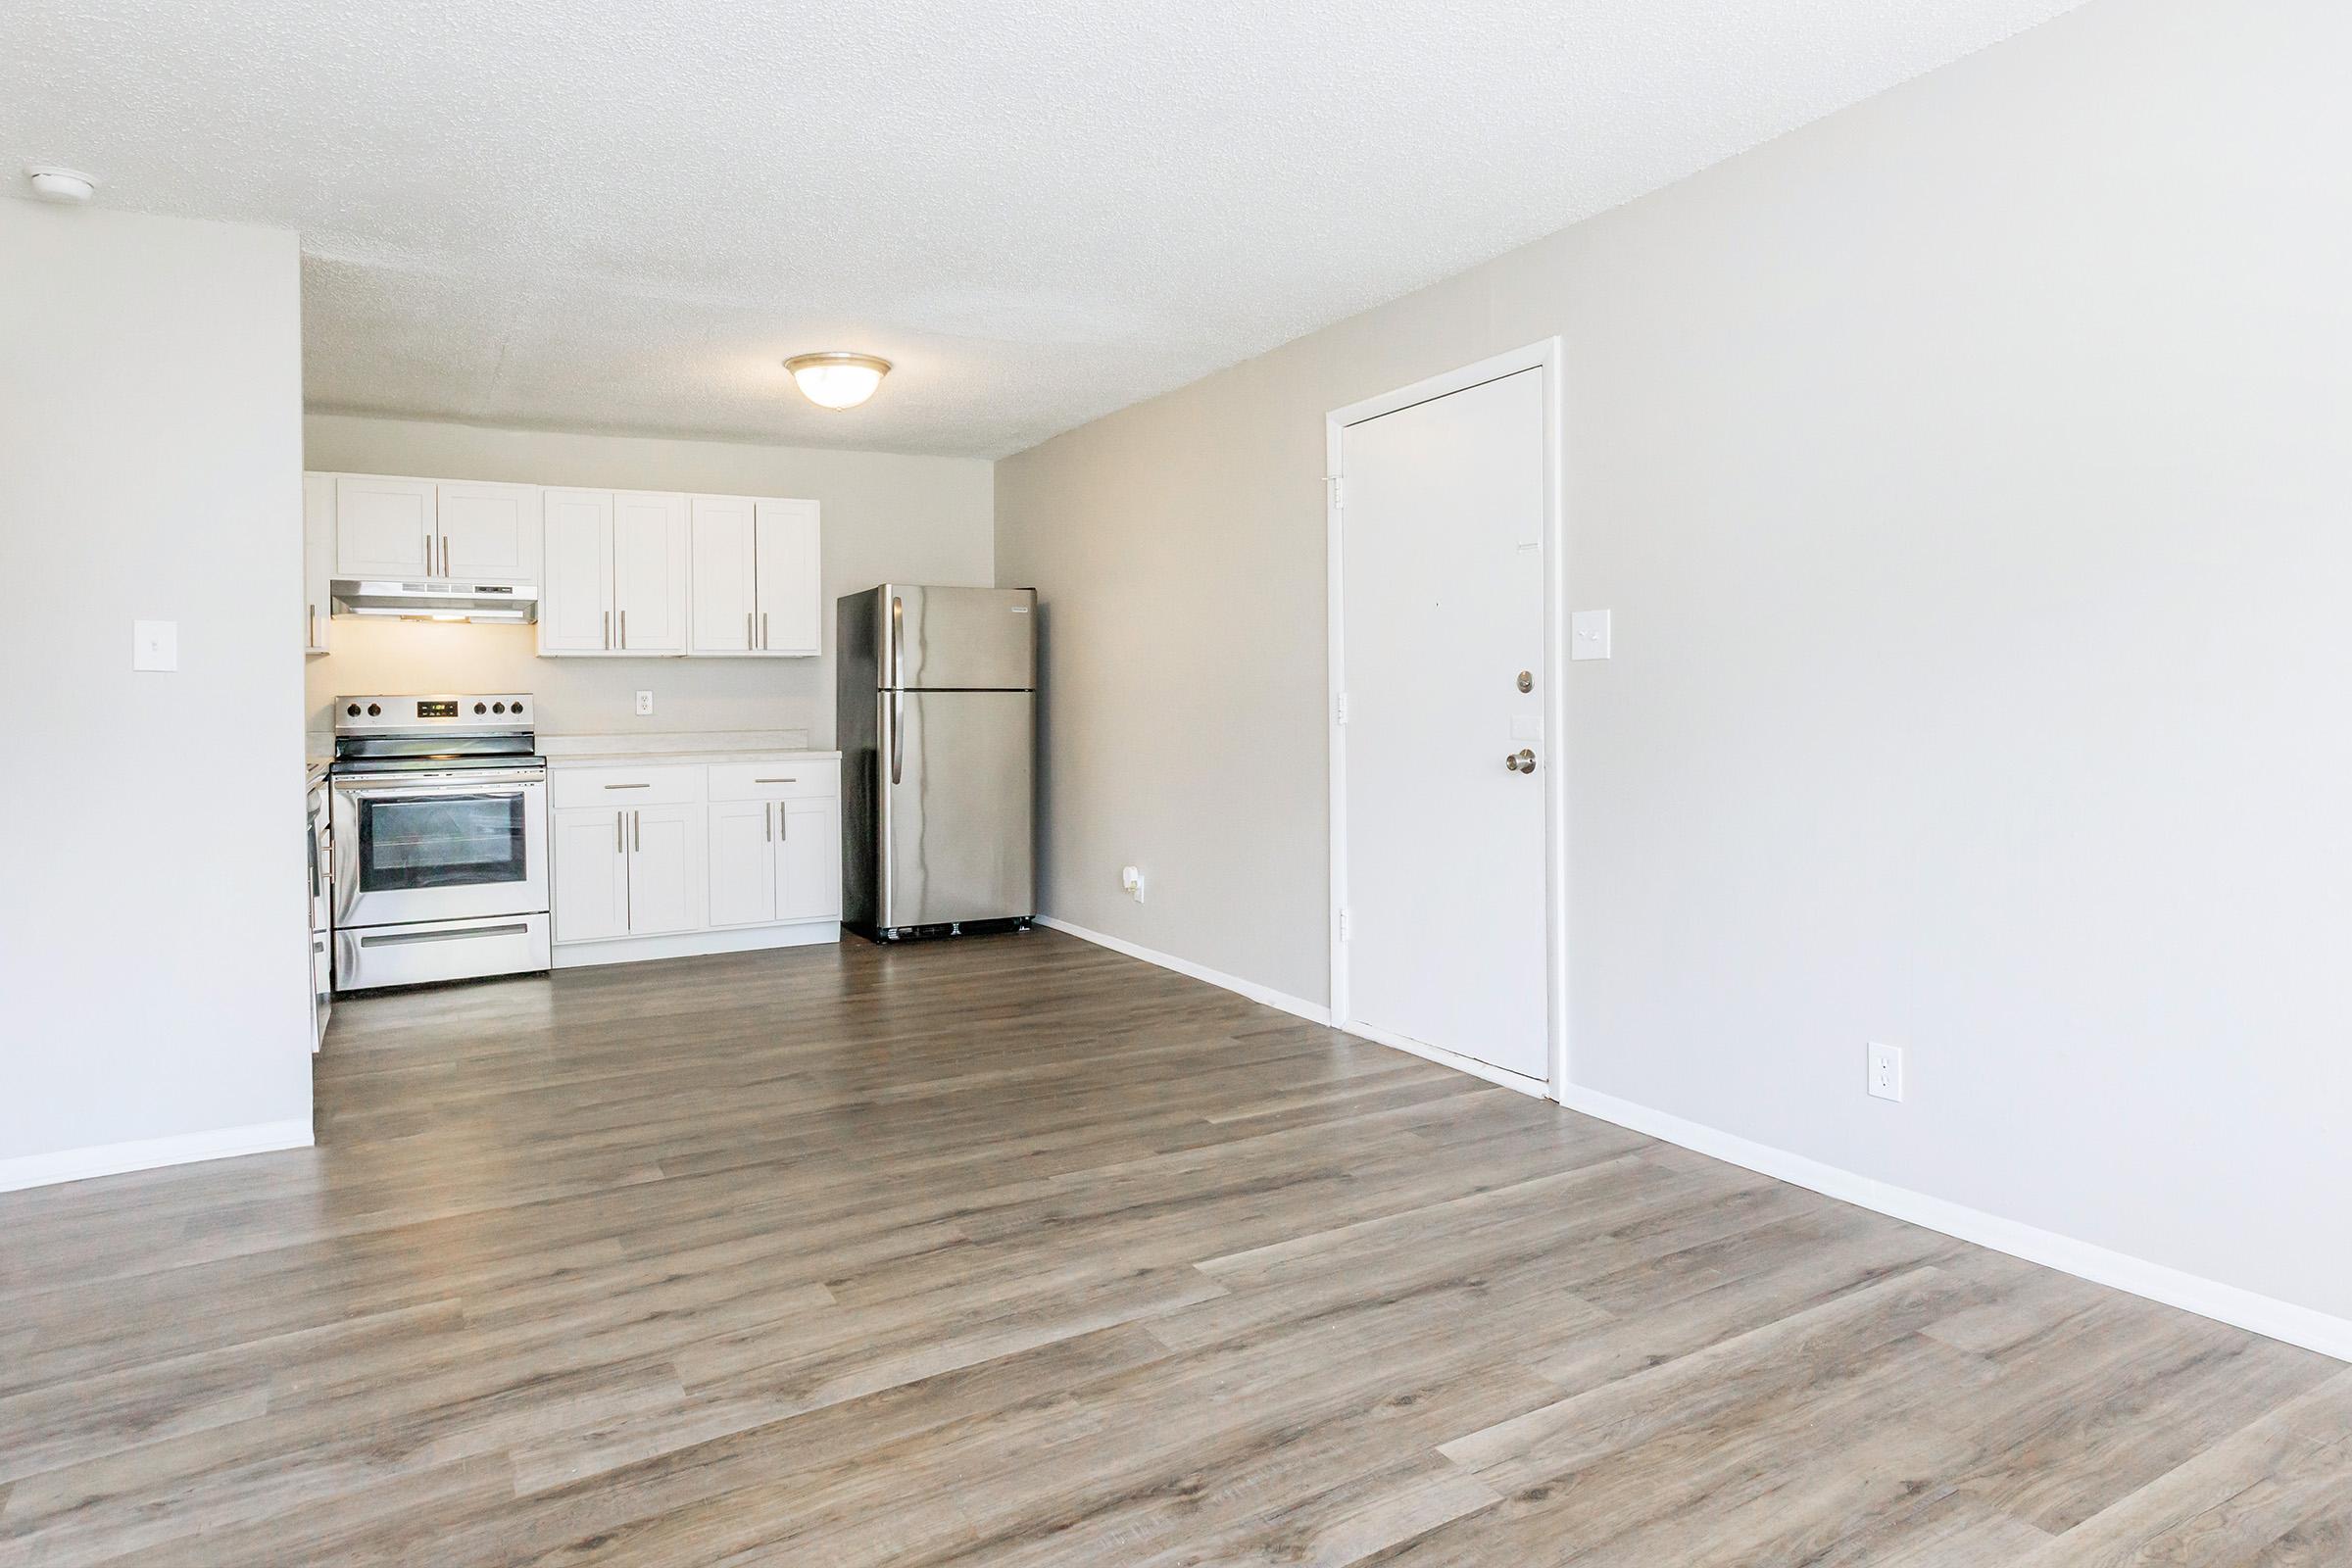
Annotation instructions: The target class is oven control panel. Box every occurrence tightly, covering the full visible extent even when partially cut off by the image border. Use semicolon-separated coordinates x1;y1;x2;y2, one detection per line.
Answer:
333;694;533;733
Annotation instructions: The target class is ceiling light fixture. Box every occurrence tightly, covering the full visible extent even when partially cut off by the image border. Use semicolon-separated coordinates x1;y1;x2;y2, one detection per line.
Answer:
784;352;891;411
24;167;97;205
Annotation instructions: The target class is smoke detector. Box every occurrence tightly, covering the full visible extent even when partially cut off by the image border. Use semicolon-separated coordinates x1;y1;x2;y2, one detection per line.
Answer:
25;167;97;205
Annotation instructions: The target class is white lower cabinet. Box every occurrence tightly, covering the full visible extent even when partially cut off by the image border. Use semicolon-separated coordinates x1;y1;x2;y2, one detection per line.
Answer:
551;808;632;942
625;802;705;933
552;757;840;962
780;798;842;920
707;800;778;927
709;796;842;926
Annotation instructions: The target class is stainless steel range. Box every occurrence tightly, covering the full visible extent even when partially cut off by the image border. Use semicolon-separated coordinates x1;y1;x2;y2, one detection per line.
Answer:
329;694;550;990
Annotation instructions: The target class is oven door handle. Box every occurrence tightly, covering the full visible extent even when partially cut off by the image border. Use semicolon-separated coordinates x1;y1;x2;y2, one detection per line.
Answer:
333;773;545;796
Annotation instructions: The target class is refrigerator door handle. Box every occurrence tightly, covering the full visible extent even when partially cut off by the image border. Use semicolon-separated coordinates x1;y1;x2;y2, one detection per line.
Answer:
889;594;904;687
890;688;904;785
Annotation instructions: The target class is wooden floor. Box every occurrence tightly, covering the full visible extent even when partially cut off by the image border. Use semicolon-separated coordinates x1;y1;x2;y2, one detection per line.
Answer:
2;931;2345;1566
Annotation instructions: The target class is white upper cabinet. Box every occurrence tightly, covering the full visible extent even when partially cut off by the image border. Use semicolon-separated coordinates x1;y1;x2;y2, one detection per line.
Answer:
330;473;540;582
684;494;822;657
335;475;436;578
754;499;822;656
303;472;334;655
688;495;757;654
540;488;615;653
437;481;540;582
538;489;688;656
612;492;689;655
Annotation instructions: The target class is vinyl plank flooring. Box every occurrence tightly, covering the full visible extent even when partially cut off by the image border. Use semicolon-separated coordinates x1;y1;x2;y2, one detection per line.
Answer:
0;929;2337;1566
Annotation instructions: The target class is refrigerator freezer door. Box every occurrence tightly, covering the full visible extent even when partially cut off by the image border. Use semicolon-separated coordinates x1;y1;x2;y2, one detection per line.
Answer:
886;586;1036;691
881;689;1035;927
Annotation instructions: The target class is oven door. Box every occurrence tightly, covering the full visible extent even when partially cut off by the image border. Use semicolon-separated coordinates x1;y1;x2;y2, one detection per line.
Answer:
331;771;547;928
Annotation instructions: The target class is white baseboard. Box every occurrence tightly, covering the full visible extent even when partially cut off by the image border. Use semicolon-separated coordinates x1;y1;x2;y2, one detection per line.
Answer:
553;920;841;970
1336;1017;1550;1099
0;1118;315;1195
1034;916;1333;1026
1556;1083;2352;1364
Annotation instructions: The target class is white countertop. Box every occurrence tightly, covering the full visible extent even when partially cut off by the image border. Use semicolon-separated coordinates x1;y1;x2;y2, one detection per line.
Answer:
540;732;839;767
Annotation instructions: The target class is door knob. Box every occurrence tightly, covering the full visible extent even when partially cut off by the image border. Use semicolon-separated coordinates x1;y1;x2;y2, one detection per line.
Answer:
1505;749;1537;773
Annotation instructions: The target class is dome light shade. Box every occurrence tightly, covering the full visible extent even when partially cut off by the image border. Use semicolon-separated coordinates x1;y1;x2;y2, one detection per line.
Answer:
785;352;891;411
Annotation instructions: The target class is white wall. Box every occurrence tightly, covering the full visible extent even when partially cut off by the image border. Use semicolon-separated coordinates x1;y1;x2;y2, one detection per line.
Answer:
0;202;312;1178
303;416;994;743
998;0;2352;1328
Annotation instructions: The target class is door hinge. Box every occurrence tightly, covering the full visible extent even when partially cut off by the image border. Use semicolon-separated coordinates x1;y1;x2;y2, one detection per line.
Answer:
1326;475;1344;511
1335;690;1348;726
1338;906;1352;941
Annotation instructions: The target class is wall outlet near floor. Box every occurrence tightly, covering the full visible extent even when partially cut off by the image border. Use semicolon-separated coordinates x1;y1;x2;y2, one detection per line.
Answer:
634;690;654;716
1121;865;1146;904
1868;1042;1904;1102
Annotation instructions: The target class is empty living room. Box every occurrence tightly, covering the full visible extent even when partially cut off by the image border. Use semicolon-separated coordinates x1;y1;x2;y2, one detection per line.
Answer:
2;0;2346;1561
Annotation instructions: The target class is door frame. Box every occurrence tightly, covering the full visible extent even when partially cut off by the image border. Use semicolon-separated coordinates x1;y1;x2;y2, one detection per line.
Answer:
1325;337;1566;1101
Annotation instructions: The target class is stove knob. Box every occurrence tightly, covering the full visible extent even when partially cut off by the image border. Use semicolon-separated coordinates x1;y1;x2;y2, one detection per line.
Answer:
492;701;507;713
511;700;524;713
367;703;381;716
345;703;361;716
474;702;487;714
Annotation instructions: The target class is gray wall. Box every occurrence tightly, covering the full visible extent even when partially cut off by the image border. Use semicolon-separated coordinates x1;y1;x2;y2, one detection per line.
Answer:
997;0;2352;1321
304;416;995;743
1;202;312;1168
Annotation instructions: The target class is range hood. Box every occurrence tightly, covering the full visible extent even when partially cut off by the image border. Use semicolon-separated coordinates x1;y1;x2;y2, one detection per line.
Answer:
331;579;539;624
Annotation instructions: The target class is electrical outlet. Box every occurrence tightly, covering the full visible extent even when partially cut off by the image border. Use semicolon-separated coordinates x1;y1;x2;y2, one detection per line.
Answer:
132;619;177;671
634;690;654;717
1121;865;1146;904
1868;1042;1904;1102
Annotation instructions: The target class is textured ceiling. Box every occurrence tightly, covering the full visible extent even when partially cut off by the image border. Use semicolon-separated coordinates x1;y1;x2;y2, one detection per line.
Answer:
2;0;2080;458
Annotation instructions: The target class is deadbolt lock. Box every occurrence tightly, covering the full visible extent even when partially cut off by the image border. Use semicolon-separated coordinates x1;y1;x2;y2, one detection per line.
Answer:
1516;670;1533;693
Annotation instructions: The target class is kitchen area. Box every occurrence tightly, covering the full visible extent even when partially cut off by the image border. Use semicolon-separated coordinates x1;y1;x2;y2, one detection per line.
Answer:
298;452;1028;1049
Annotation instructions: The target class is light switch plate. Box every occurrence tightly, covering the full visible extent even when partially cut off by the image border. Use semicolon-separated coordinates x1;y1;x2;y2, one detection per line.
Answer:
132;619;177;671
1571;609;1612;662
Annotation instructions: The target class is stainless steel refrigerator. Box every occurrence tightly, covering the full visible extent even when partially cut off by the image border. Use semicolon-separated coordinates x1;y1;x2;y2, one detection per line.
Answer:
838;585;1036;940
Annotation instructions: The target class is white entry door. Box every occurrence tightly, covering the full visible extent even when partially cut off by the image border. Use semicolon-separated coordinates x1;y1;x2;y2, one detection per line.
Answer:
1336;365;1549;1083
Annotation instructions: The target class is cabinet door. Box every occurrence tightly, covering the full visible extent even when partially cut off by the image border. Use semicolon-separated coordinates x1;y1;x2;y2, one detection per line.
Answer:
540;489;614;654
778;797;842;920
626;803;705;934
438;481;540;582
335;475;436;578
754;499;822;656
613;492;689;655
707;799;778;927
303;472;334;654
688;495;757;654
552;808;630;943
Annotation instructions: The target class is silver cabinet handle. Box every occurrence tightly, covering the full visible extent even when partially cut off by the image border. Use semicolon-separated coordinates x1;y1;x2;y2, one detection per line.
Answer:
603;610;611;650
753;777;796;784
890;595;903;684
603;782;650;790
615;811;623;854
633;809;641;852
779;802;788;841
765;802;773;843
747;611;754;651
619;609;627;648
761;611;769;651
